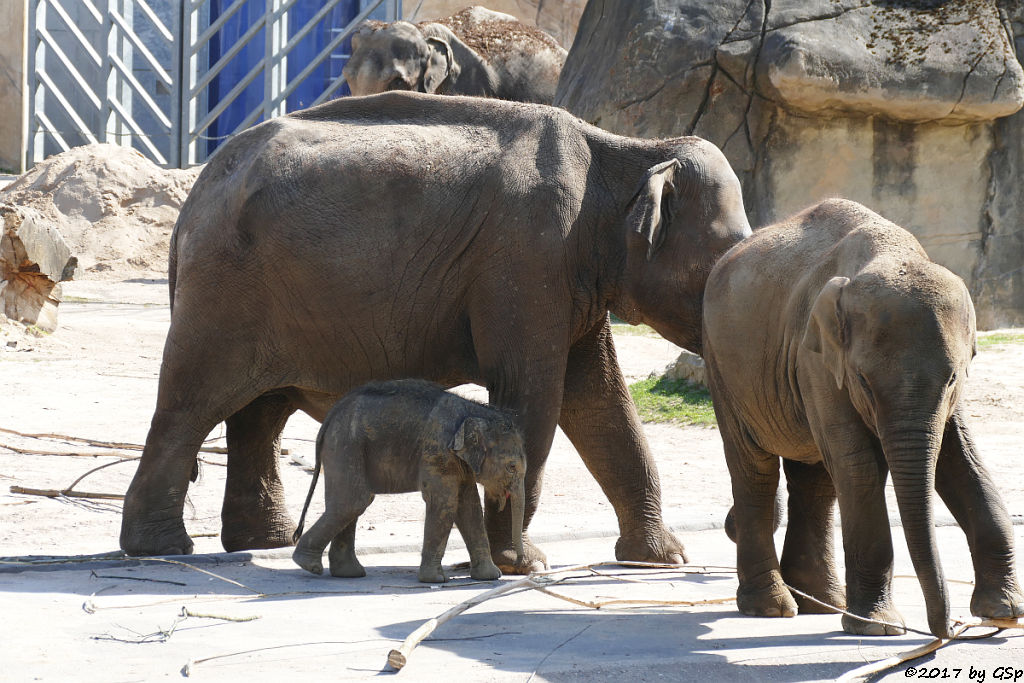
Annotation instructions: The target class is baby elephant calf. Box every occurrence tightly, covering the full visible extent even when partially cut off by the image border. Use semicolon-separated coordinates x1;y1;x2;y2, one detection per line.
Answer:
292;380;527;582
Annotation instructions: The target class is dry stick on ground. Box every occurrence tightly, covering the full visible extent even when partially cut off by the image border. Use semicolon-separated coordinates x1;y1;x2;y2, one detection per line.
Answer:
386;560;719;670
0;426;244;455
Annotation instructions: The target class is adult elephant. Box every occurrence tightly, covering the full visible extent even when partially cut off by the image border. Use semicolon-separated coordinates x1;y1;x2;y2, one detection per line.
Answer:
119;91;752;571
343;6;566;103
703;199;1024;637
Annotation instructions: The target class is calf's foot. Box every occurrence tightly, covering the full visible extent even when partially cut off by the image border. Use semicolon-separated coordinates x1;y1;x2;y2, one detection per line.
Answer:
418;564;447;583
292;546;324;575
470;559;502;581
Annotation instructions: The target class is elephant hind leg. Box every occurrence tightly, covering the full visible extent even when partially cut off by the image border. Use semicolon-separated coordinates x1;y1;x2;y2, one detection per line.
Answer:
779;460;846;614
121;322;273;556
222;393;298;552
328;520;366;578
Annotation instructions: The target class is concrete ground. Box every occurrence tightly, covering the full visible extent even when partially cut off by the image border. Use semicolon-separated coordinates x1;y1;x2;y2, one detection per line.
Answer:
2;281;1023;682
3;527;1023;682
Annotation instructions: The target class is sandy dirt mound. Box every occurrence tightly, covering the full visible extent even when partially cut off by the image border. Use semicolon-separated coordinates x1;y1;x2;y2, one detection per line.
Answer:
0;144;200;280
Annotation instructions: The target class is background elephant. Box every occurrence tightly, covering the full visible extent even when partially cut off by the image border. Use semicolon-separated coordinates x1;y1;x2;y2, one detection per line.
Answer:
703;199;1024;638
343;6;566;103
292;380;526;583
119;90;752;572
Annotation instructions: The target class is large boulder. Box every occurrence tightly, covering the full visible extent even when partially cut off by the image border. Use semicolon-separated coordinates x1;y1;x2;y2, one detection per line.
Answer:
0;144;200;279
556;0;1024;328
407;1;585;48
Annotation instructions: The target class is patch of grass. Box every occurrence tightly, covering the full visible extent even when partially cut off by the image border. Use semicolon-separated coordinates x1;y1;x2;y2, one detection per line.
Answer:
629;376;717;426
611;323;661;338
978;332;1024;348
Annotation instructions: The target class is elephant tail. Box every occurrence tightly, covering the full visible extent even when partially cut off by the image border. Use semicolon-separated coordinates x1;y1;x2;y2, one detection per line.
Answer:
292;423;326;543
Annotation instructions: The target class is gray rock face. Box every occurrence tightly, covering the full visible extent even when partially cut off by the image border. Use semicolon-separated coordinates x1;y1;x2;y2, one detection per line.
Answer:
556;0;1024;328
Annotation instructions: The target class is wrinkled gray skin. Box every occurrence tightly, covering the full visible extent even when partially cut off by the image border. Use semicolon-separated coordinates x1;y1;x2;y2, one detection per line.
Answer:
292;380;526;583
119;91;752;573
343;7;566;103
704;199;1024;638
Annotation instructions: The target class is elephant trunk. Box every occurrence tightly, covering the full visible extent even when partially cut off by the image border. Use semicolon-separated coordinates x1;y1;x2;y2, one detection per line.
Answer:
883;420;951;638
511;475;526;566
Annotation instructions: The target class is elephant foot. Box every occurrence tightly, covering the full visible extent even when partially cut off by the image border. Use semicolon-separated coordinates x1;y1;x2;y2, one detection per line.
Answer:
469;560;502;581
221;502;296;552
737;574;798;618
970;580;1024;620
120;516;195;556
329;560;367;578
781;568;846;614
418;564;447;583
492;538;547;575
842;605;905;636
615;524;688;565
292;547;324;575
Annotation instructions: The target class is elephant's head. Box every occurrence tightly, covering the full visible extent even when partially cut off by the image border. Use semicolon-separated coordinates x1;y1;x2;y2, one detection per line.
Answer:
613;138;752;354
450;414;527;564
801;262;977;638
343;21;456;96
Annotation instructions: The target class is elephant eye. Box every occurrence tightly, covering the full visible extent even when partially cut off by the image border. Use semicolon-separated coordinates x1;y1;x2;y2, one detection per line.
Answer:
947;372;957;387
857;373;873;401
386;76;406;91
506;463;516;473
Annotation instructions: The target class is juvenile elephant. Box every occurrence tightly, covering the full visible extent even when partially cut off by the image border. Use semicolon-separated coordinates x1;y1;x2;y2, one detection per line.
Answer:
703;199;1024;638
343;6;566;103
292;380;525;583
119;91;752;572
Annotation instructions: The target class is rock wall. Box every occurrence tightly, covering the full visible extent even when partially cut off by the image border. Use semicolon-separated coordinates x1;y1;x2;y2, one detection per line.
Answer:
405;1;585;48
556;0;1024;328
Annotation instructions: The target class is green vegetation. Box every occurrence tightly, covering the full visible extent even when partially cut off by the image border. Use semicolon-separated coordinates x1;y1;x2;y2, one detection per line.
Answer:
978;332;1024;348
629;376;717;426
610;323;661;338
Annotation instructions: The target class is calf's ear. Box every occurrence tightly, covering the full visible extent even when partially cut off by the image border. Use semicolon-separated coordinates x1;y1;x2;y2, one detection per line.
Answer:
423;37;453;93
450;417;487;474
626;159;681;262
801;276;849;390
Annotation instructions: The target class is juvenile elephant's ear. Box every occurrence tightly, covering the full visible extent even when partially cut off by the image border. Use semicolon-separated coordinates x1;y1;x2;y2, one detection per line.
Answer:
801;276;850;390
423;37;453;93
450;416;487;475
626;159;681;261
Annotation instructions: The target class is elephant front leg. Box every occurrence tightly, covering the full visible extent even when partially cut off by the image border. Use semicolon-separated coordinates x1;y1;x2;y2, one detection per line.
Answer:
419;480;459;583
719;418;794;618
828;436;905;636
936;408;1024;619
454;482;501;581
780;459;845;614
222;394;297;552
558;319;686;565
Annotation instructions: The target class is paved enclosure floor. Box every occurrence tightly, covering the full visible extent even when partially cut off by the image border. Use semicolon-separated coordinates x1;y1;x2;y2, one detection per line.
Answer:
2;279;1023;681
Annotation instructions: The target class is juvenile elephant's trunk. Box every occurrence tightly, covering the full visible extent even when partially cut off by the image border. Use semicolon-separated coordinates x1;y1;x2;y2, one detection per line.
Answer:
883;420;951;638
511;476;526;566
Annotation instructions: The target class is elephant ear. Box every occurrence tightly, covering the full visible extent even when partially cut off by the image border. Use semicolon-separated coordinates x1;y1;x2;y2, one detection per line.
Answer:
801;276;850;390
423;36;454;93
626;159;681;261
449;416;487;475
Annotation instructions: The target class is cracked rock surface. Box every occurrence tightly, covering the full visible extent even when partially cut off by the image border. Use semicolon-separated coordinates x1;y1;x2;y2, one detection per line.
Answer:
556;0;1024;328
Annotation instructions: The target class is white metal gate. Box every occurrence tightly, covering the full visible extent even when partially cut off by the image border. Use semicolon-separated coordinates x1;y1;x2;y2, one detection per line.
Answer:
26;0;400;169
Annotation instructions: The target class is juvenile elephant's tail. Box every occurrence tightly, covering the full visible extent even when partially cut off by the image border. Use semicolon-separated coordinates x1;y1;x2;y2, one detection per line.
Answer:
292;425;326;543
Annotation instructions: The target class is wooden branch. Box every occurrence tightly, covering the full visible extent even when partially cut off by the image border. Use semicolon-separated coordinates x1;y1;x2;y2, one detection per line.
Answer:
387;576;535;670
9;486;124;500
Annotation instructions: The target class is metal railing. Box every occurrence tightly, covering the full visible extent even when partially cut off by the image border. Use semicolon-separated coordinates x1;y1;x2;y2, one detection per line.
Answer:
26;0;400;169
